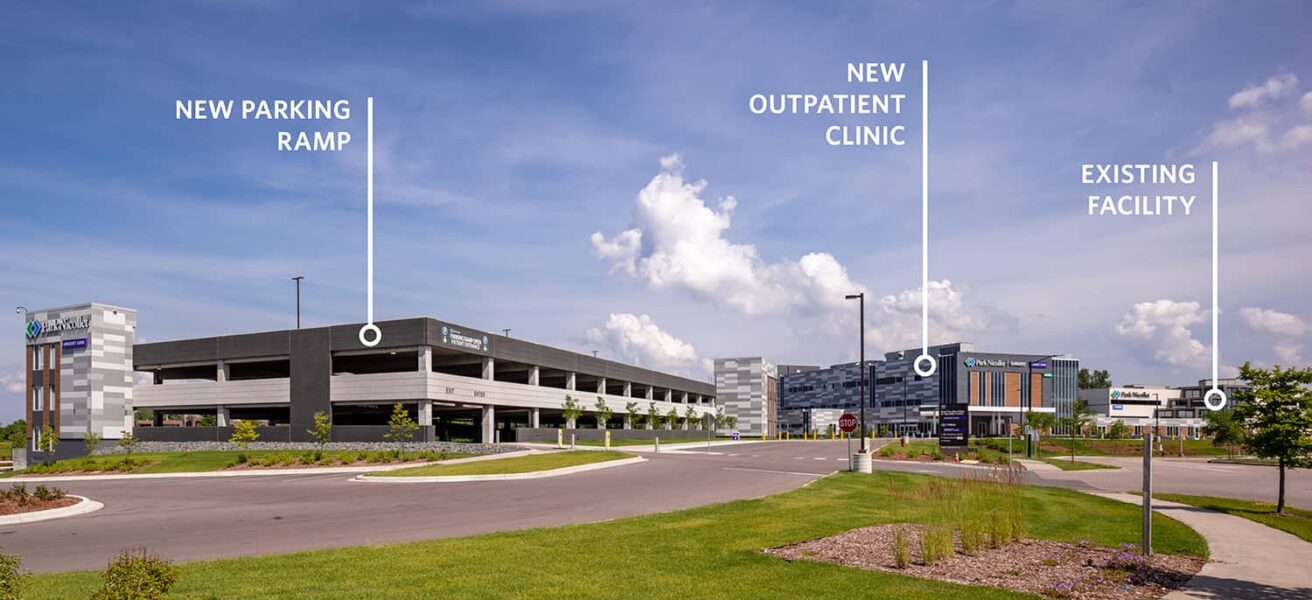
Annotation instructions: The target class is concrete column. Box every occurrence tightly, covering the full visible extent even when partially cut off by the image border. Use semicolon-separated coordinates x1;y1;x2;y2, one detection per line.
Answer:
152;412;163;426
644;386;654;400
418;400;432;427
566;372;576;391
216;361;229;383
216;406;229;427
481;405;495;444
529;407;540;428
681;391;689;404
664;389;673;403
481;357;495;380
418;346;432;372
623;382;632;397
597;377;607;394
528;365;540;386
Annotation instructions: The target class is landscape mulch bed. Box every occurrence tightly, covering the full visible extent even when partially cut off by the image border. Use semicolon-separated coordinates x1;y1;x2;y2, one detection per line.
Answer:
0;496;79;515
768;524;1202;599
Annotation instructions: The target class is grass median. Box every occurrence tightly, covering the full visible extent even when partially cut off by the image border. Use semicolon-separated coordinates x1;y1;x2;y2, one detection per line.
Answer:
1034;457;1118;471
1151;493;1312;543
8;450;472;476
373;451;632;477
26;470;1206;599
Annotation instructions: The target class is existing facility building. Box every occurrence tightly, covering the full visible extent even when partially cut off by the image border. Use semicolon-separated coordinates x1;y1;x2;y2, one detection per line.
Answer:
774;343;1078;438
713;357;779;437
22;303;715;457
1080;378;1252;439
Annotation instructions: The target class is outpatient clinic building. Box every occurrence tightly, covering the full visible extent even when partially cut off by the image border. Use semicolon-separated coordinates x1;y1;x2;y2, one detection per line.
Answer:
22;303;715;458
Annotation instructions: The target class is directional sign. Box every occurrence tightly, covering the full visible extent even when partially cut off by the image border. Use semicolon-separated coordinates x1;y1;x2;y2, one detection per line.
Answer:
838;412;858;433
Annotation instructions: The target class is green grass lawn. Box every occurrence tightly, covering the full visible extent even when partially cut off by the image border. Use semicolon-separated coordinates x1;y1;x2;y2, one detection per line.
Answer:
1035;457;1118;471
1035;437;1231;458
575;437;716;447
374;451;632;477
25;471;1206;599
7;450;471;477
1151;493;1312;544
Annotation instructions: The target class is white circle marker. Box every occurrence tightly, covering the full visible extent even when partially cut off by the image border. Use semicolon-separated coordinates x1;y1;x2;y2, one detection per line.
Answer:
913;354;937;377
358;323;381;347
1203;388;1227;411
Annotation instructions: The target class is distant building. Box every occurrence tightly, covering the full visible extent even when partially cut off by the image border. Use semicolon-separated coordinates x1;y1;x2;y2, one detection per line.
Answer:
1080;378;1252;439
714;357;778;436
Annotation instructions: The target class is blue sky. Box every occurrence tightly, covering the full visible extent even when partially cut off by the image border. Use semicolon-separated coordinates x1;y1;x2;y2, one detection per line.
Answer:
3;1;1311;421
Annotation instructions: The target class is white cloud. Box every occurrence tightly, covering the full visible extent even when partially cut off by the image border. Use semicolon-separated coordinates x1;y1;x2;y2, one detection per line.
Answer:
1228;74;1298;109
1239;307;1308;337
1197;73;1312;154
586;313;710;375
866;280;1015;352
591;154;864;317
1114;300;1210;368
1273;343;1304;366
1;372;23;395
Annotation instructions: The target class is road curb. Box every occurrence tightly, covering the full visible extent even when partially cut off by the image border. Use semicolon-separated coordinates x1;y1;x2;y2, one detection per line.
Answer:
4;450;537;482
0;495;102;526
354;456;647;483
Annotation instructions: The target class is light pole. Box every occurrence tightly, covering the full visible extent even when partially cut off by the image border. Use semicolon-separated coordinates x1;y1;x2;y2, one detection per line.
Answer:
15;307;27;315
291;276;305;329
844;293;867;454
502;329;511;337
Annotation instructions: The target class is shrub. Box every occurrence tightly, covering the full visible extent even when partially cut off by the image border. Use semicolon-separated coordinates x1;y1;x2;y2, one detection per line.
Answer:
930;450;945;461
32;485;64;502
920;528;940;566
960;522;983;555
0;549;30;600
893;529;910;569
84;432;102;456
229;420;260;449
89;549;178;600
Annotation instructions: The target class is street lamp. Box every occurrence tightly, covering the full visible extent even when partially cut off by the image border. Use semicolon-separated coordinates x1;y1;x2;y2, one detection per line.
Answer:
291;276;305;329
502;329;511;337
15;307;27;315
844;293;867;454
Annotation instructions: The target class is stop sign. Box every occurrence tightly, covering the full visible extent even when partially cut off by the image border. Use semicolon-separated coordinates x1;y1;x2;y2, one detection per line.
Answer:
838;413;858;433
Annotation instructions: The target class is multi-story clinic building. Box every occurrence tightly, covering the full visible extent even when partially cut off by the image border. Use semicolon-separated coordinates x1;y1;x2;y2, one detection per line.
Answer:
22;303;715;457
1080;378;1252;439
775;343;1079;437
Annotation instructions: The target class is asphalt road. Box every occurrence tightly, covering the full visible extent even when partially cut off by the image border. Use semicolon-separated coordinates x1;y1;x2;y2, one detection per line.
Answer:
3;440;1307;573
1025;455;1312;507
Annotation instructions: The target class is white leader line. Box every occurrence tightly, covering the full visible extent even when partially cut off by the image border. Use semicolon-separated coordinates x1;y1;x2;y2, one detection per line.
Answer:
358;97;381;347
921;59;929;358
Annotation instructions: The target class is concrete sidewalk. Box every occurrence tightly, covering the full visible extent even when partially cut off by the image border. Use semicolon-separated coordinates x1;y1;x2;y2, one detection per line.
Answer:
1095;492;1312;599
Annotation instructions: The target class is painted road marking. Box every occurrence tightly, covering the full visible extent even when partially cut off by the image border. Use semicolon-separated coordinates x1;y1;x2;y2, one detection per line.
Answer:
722;467;824;477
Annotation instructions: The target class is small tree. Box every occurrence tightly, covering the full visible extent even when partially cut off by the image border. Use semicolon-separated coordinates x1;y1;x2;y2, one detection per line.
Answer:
1203;407;1244;460
1056;401;1093;462
117;431;140;456
308;411;332;457
230;420;260;449
726;415;738;430
714;406;727;431
684;405;697;430
83;431;102;456
37;424;57;454
561;395;583;429
1107;420;1129;447
1024;410;1055;437
383;403;419;456
647;402;661;430
1233;362;1312;514
665;407;679;430
624;401;640;429
593;397;612;429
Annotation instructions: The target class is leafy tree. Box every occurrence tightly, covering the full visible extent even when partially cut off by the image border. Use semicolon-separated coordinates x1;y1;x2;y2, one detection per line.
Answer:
624;401;640;429
1107;420;1130;446
37;425;57;454
1078;368;1112;389
197;414;218;427
714;407;727;431
561;395;583;429
726;415;738;430
0;420;27;450
647;402;661;430
229;420;260;449
1233;362;1312;514
1202;408;1244;460
1055;401;1093;462
308;411;332;457
83;431;102;456
1024;410;1055;436
593;397;612;429
383;403;419;455
117;430;140;456
684;405;698;430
